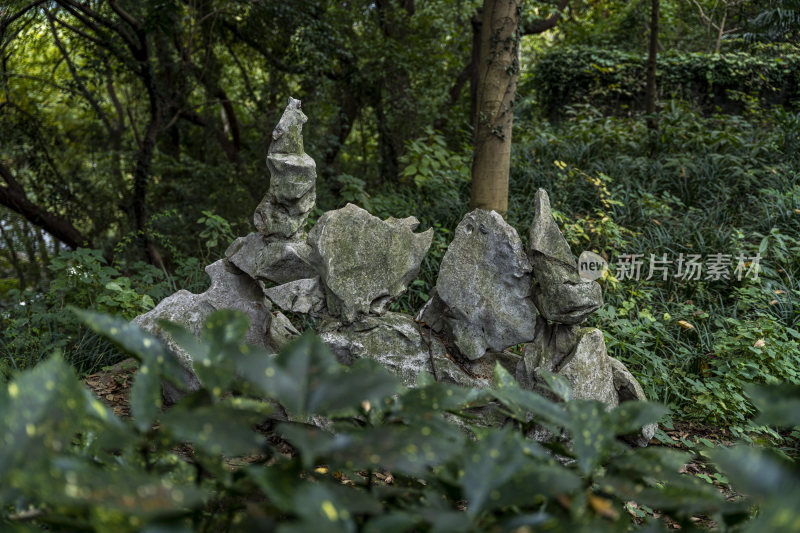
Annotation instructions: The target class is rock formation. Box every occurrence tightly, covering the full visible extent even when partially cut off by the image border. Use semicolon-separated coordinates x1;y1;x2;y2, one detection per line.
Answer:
132;96;655;446
517;189;655;445
253;97;316;241
133;259;272;404
308;204;433;323
418;209;538;361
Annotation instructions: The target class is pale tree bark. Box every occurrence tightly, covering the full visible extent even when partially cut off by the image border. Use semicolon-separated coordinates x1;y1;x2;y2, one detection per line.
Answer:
469;0;569;215
690;0;742;54
470;0;522;216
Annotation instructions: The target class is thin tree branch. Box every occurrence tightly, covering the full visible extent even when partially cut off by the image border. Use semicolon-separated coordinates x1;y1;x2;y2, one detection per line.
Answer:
522;0;570;35
45;10;114;134
0;0;47;32
0;160;89;249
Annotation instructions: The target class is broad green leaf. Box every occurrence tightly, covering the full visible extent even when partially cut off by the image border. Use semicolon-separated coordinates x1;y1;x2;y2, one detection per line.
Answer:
130;361;163;431
75;309;185;386
278;481;381;531
712;445;800;500
565;400;617;476
747;383;800;427
493;463;582;505
17;456;209;517
400;381;490;417
277;423;337;469
418;508;474;533
490;363;567;425
364;512;421;533
238;332;398;416
461;427;531;516
157;316;244;394
308;358;400;414
538;369;573;401
201;309;250;349
0;357;97;481
610;401;667;435
325;421;465;476
607;447;691;480
602;475;726;514
160;405;266;457
246;461;304;511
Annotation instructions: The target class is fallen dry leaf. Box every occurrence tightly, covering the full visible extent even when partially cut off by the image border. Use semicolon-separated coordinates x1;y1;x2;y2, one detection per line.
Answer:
677;320;695;330
753;339;766;348
588;494;619;520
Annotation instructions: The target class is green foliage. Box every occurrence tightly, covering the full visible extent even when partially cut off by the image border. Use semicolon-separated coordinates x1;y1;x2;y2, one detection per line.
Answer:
527;45;800;119
510;97;800;433
196;211;236;262
10;308;792;531
1;248;206;377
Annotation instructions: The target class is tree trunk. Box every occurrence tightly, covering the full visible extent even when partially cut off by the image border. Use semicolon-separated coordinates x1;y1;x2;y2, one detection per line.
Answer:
470;0;521;216
714;11;726;54
646;0;659;130
470;10;482;130
0;161;89;250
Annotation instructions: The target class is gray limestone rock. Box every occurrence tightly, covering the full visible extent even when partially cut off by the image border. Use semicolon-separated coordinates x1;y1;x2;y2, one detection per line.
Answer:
528;188;576;268
307;203;433;323
226;232;266;279
254;97;316;240
255;241;316;285
517;319;655;447
419;209;538;360
253;196;311;241
528;189;603;325
133;260;272;404
268;311;300;350
270;96;306;155
531;257;603;325
516;316;578;391
558;328;618;406
319;313;490;389
264;277;326;315
266;153;316;204
609;357;658;447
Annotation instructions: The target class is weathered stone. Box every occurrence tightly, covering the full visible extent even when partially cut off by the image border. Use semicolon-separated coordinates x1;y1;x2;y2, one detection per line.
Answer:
254;241;316;285
133;260;272;404
268;311;300;350
609;357;657;447
266;153;316;203
519;325;615;405
253;195;311;240
307;203;433;323
254;97;316;240
516;316;578;391
226;232;266;279
264;277;326;315
517;321;655;447
558;328;618;406
270;96;306;155
528;188;575;268
319;313;490;389
531;257;604;325
528;189;603;325
420;209;538;360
